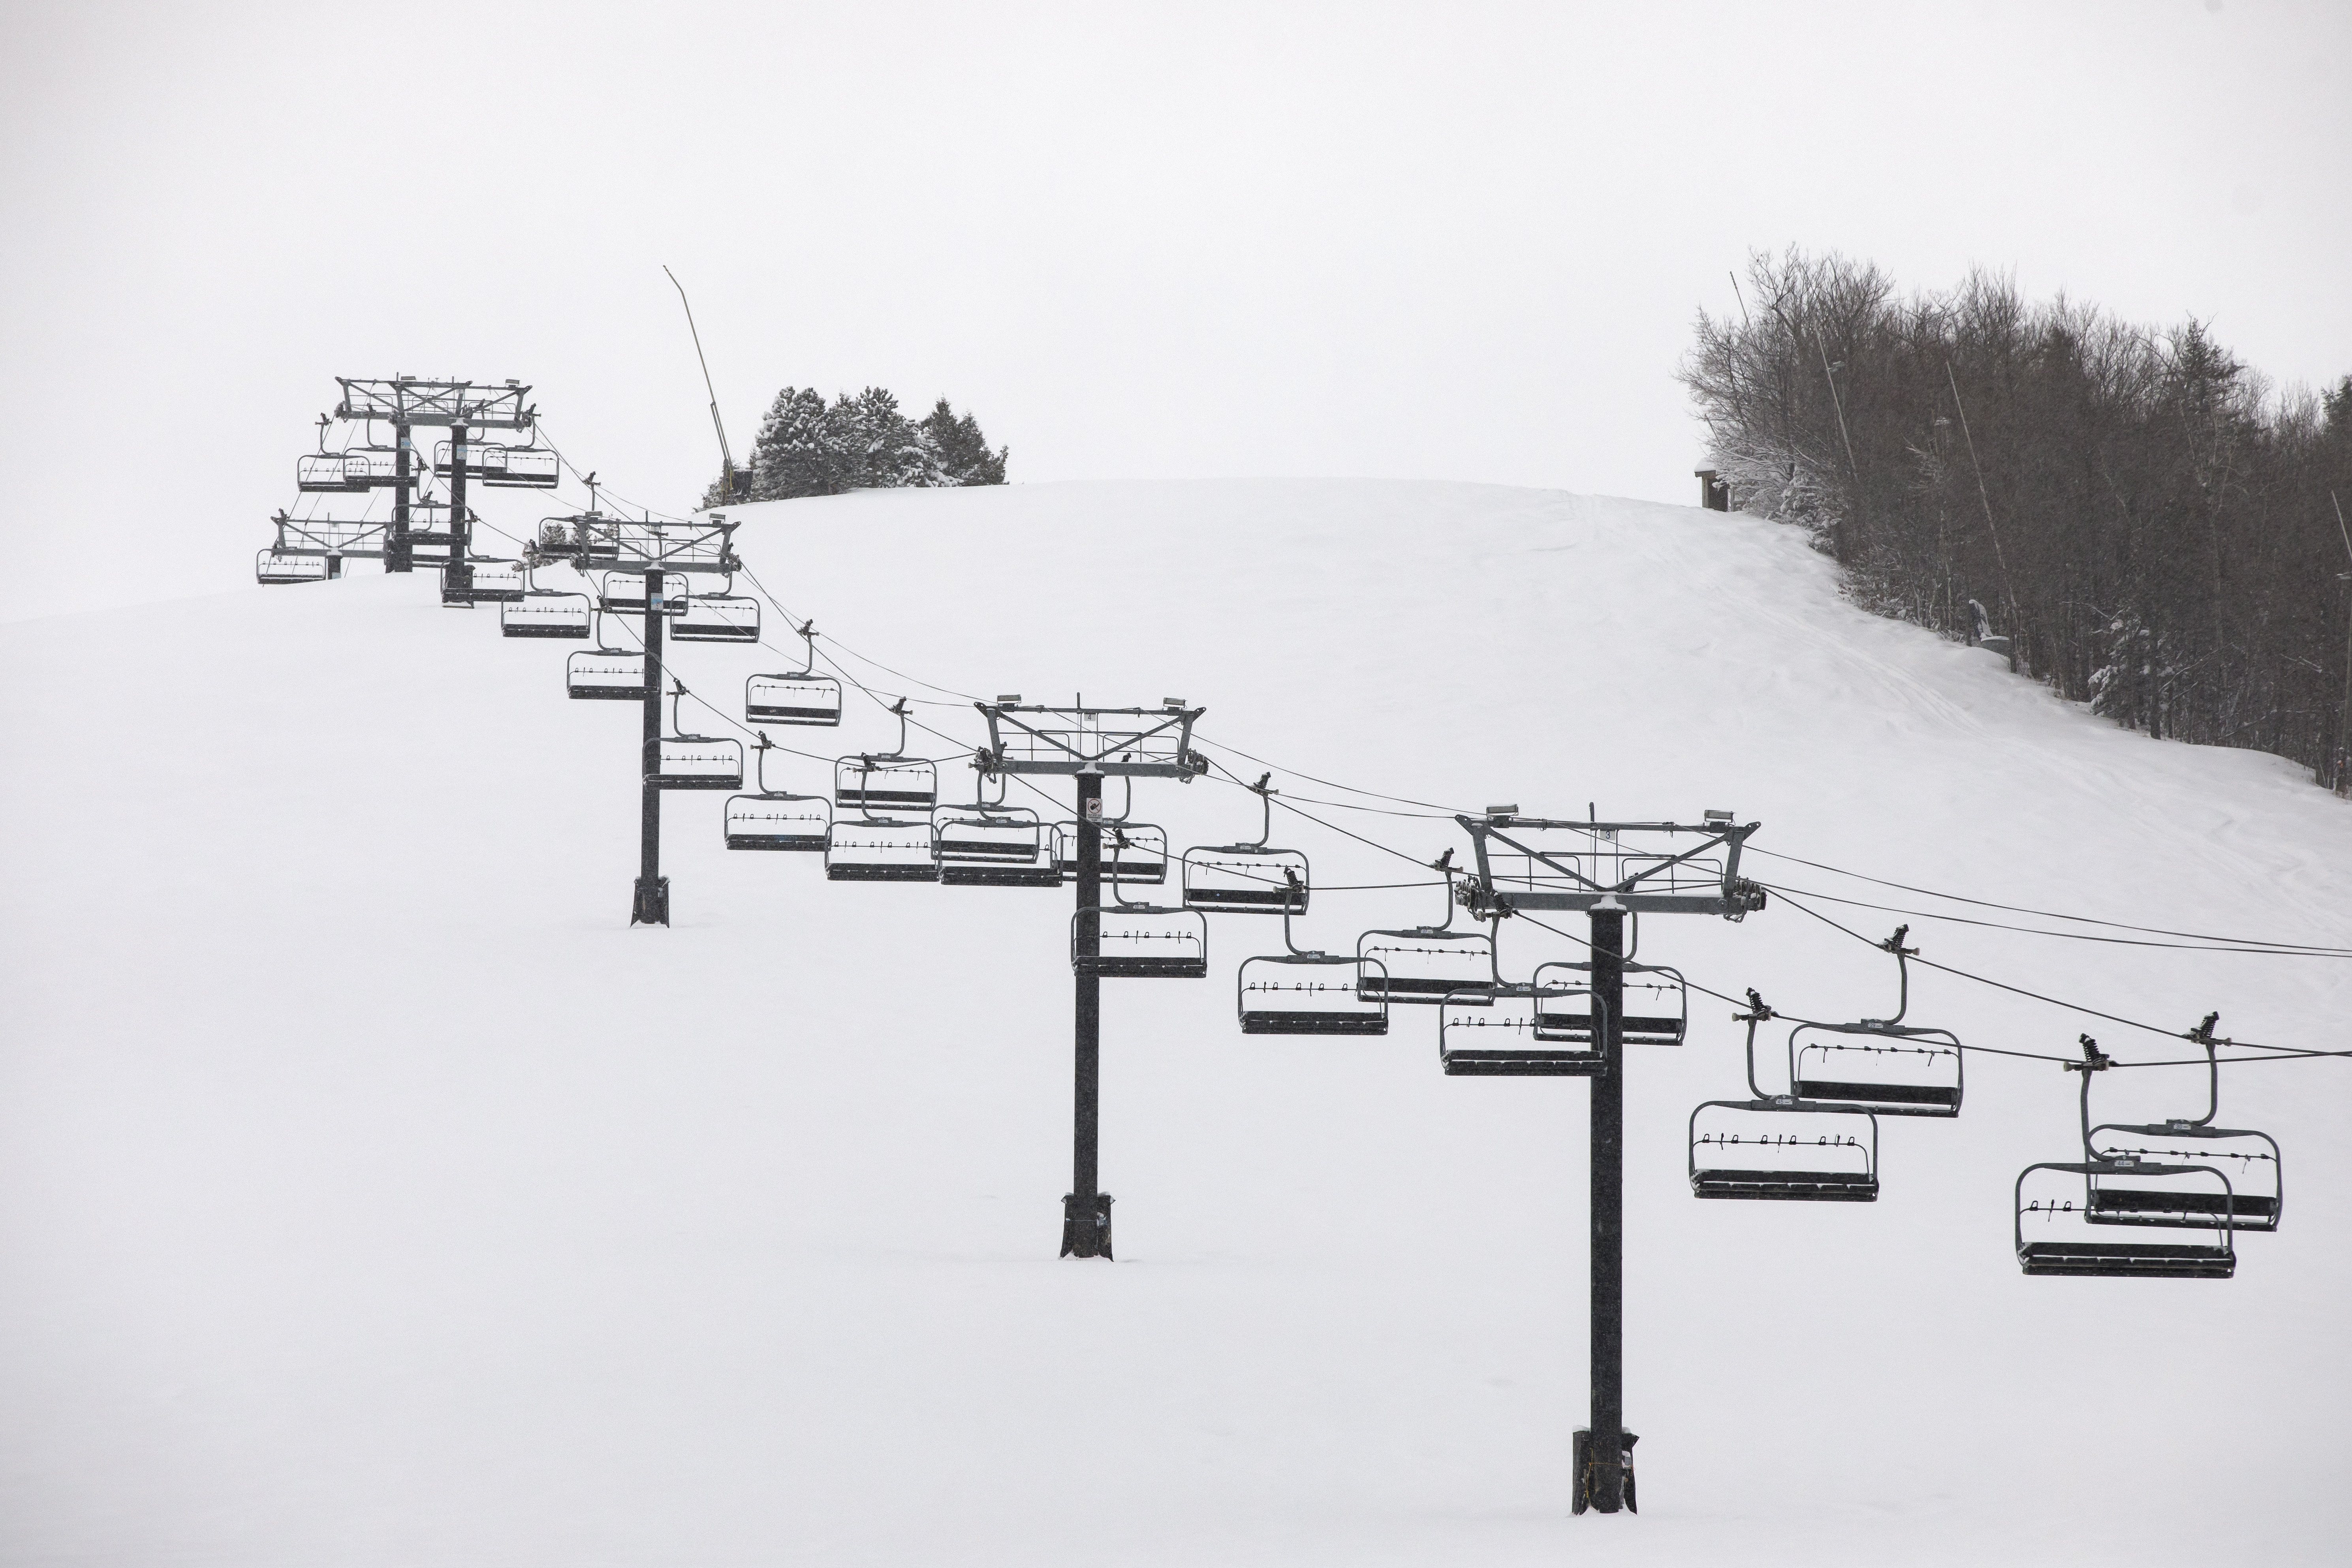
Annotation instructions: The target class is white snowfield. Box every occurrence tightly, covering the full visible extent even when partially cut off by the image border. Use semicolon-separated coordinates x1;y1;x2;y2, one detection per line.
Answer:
3;479;2347;1566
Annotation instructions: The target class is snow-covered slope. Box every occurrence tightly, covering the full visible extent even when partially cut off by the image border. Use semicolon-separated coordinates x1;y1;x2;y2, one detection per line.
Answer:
3;480;2347;1567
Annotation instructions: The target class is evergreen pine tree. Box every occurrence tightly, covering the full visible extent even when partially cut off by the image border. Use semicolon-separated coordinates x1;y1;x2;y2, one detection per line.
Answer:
919;397;1010;486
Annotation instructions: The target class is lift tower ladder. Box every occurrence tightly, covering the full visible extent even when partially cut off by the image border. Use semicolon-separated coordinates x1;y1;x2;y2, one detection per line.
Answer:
979;699;1207;1260
1458;807;1765;1518
334;377;536;588
530;511;742;926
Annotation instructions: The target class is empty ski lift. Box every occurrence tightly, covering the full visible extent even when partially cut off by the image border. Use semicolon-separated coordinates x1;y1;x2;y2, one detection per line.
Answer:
566;647;645;700
1182;774;1309;916
1783;929;1962;1117
1439;977;1605;1076
1055;819;1170;885
1530;959;1689;1046
724;733;832;851
600;570;690;614
1356;853;1496;1006
647;679;744;790
934;765;1056;887
1237;875;1388;1034
2016;1039;2236;1278
825;814;938;881
256;549;328;586
295;452;368;492
672;577;762;643
500;583;592;639
1688;1102;1879;1202
1077;891;1209;978
2085;1015;2282;1232
745;620;843;726
465;558;526;603
432;440;560;488
1686;991;1881;1201
834;698;937;811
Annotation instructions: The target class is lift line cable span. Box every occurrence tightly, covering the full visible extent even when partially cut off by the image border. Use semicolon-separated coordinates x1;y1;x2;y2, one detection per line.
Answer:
1750;880;2352;957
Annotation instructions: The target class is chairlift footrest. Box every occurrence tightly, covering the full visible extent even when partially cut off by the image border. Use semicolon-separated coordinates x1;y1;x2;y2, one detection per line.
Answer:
1060;1192;1113;1259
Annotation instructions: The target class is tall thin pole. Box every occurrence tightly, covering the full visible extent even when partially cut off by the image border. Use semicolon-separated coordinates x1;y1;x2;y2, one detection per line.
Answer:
2333;491;2351;793
444;421;472;605
665;265;737;505
388;421;414;573
1583;904;1628;1513
1063;767;1111;1258
632;568;670;926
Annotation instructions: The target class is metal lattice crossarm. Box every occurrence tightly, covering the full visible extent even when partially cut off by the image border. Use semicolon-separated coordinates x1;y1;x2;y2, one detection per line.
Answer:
976;699;1207;778
1457;810;1767;918
529;512;741;575
333;377;537;430
270;511;389;558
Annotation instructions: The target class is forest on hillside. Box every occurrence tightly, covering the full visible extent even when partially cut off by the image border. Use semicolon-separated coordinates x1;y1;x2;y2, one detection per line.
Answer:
701;387;1007;504
1681;250;2352;791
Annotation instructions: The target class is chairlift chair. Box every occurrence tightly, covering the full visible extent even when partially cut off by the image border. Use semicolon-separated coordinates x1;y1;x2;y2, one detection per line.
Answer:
1056;820;1170;885
2085;1017;2282;1232
645;680;743;790
1530;960;1689;1046
833;698;937;811
1077;900;1209;978
295;452;368;493
1438;981;1605;1076
501;588;592;639
599;571;690;614
1780;929;1963;1117
1237;882;1387;1034
462;558;526;604
432;440;560;489
1685;997;1882;1200
672;582;762;643
1688;1102;1880;1201
1181;775;1309;915
724;734;833;851
1357;859;1495;1006
825;815;939;881
566;647;645;700
2014;1038;2237;1278
932;767;1056;886
746;622;842;725
256;549;328;586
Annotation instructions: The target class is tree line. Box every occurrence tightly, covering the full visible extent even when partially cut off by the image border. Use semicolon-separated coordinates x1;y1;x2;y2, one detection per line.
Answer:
703;386;1008;505
1681;249;2352;790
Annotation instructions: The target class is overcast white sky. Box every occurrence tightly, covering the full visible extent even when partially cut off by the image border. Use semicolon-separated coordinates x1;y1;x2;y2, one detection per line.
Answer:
3;0;2347;611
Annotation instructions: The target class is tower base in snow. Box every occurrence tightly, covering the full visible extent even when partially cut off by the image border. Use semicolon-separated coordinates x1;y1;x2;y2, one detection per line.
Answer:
631;875;670;927
1060;1192;1113;1258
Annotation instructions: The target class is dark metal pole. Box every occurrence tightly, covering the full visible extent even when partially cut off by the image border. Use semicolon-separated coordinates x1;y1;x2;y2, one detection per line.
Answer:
1062;768;1111;1257
631;567;670;926
1584;904;1629;1513
387;422;413;573
443;422;472;605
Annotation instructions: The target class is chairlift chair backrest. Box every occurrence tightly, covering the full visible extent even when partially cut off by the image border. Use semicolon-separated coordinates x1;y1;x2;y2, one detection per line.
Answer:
256;549;329;585
1077;902;1209;978
672;591;762;643
1438;984;1605;1077
1055;822;1169;885
1687;1100;1880;1202
501;590;592;639
566;648;645;700
600;571;690;614
825;816;939;881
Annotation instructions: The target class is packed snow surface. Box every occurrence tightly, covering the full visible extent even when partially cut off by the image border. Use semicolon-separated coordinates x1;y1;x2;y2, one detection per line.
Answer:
3;479;2348;1566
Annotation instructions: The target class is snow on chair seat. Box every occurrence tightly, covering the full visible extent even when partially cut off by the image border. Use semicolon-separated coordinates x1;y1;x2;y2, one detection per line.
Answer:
1688;1101;1879;1202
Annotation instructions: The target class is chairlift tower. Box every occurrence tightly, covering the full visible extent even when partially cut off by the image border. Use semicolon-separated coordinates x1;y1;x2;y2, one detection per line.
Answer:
530;510;741;925
978;699;1207;1258
1457;808;1765;1517
334;377;535;592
